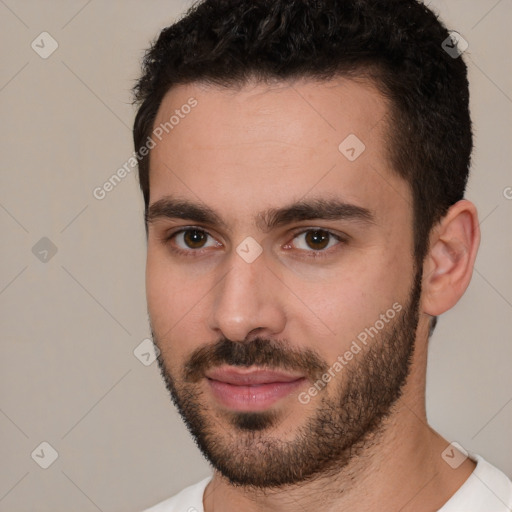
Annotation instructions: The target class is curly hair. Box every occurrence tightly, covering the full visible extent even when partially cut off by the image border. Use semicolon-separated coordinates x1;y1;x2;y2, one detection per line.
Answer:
133;0;472;273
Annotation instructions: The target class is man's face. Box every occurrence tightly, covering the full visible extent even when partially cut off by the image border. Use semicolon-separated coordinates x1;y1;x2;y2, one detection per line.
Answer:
146;78;422;487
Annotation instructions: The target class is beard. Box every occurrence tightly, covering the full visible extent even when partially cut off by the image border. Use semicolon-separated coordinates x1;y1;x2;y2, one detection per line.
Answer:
152;267;423;489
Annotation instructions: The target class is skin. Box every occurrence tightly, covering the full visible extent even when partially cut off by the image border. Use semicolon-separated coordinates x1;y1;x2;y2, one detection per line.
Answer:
145;77;481;511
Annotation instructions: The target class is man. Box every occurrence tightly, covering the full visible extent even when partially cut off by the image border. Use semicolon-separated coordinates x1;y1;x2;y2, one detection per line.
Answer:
133;1;512;510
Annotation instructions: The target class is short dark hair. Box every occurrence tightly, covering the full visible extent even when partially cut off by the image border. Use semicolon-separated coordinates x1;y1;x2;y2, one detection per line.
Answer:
133;0;471;270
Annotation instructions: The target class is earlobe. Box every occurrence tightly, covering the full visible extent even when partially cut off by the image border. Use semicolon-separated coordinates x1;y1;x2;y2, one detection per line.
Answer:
422;200;481;316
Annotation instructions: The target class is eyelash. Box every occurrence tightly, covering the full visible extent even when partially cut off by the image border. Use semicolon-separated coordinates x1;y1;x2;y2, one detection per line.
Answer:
162;227;347;259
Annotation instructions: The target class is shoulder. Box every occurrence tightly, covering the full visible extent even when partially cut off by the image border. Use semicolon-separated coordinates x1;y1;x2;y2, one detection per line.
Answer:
142;476;212;512
440;453;512;511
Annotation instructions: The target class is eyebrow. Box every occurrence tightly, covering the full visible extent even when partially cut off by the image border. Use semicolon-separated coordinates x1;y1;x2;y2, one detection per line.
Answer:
146;196;375;233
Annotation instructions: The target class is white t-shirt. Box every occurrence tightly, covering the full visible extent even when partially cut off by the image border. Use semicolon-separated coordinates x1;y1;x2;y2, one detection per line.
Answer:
143;453;512;511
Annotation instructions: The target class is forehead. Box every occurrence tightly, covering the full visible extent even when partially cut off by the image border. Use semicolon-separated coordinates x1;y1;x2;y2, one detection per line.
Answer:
152;77;387;160
149;77;411;226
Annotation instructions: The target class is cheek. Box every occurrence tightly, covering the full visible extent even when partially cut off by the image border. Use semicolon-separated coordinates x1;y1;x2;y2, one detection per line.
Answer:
146;251;191;338
146;251;171;323
291;279;373;354
145;250;214;362
290;249;411;356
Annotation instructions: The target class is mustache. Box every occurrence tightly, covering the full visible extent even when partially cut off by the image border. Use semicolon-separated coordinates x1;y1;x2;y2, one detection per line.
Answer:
183;337;329;384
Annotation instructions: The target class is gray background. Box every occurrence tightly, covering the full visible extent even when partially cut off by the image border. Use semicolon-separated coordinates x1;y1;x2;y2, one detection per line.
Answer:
0;1;511;511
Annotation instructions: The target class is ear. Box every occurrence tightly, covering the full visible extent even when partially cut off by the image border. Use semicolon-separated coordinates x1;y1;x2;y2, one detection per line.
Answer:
421;200;481;316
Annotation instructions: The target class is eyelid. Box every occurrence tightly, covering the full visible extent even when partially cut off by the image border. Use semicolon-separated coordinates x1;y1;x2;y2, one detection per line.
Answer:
288;226;348;241
163;226;222;249
164;225;210;239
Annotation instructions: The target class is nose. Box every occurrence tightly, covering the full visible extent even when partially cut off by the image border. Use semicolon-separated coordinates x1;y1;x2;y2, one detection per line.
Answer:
208;249;287;342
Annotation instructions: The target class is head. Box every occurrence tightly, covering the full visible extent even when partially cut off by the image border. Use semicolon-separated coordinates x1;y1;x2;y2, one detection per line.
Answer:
133;0;479;488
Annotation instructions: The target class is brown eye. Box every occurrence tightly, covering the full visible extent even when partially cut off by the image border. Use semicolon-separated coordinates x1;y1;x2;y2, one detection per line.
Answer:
304;230;330;250
182;229;208;248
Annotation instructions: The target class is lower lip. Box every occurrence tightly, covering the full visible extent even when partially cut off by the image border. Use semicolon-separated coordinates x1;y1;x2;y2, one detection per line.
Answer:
207;378;306;411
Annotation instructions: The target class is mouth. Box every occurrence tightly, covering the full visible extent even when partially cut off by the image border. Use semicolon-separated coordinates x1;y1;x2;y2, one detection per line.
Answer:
204;366;307;411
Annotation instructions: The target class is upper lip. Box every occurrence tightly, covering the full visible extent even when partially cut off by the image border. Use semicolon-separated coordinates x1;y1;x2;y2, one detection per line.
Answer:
205;366;305;385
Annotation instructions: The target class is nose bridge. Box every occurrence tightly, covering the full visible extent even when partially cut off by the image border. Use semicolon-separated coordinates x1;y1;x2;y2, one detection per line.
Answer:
224;253;259;302
209;249;285;341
